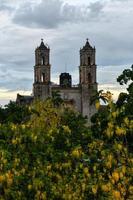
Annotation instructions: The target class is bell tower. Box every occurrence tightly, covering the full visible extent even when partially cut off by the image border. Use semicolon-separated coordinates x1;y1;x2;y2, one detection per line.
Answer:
79;39;96;85
33;39;51;99
79;39;97;120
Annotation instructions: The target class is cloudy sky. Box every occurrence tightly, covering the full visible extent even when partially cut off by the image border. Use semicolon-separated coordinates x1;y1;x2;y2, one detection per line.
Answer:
0;0;132;105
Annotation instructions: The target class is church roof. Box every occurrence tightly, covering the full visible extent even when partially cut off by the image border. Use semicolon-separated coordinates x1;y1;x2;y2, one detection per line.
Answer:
82;39;93;50
17;94;33;100
39;39;48;50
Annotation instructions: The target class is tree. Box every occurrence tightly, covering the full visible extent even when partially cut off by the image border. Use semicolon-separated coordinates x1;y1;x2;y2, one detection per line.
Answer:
0;67;132;199
0;99;132;199
51;90;63;107
0;101;31;124
90;90;108;105
91;66;133;152
116;65;133;118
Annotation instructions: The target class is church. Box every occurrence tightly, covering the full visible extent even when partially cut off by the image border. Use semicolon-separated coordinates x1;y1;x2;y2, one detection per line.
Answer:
16;39;98;121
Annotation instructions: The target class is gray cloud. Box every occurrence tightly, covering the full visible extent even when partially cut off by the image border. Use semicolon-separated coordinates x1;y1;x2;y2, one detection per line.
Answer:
0;0;13;12
0;0;133;104
89;1;104;17
0;69;33;91
13;0;104;29
111;0;129;1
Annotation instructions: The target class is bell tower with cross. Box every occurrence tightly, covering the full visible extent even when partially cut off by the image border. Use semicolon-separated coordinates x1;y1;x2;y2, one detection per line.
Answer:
79;39;97;120
33;39;51;99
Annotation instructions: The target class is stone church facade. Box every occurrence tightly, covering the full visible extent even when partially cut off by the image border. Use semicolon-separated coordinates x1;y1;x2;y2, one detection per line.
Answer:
17;39;98;121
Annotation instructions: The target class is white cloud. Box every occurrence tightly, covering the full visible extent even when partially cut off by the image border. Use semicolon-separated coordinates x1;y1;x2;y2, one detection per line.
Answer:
12;0;104;28
0;88;31;106
98;84;126;102
0;0;132;105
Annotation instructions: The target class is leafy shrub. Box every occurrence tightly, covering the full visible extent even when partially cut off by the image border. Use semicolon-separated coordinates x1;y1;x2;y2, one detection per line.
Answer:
0;99;132;199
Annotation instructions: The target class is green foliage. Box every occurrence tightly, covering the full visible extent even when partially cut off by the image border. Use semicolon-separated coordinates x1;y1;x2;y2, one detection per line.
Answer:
90;90;108;105
0;98;133;199
0;67;133;199
0;101;31;124
117;65;133;117
92;66;133;152
51;90;63;107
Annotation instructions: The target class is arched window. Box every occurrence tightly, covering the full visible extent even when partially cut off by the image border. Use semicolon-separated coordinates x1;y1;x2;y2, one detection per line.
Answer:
41;57;45;65
88;57;91;65
42;73;45;82
88;73;92;83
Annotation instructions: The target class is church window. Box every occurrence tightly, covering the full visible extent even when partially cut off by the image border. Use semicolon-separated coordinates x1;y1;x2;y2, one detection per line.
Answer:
42;73;46;83
88;73;92;83
88;57;91;65
41;57;45;65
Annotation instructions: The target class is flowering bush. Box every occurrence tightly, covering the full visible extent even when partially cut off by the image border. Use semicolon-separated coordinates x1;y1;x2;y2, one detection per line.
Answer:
0;97;132;200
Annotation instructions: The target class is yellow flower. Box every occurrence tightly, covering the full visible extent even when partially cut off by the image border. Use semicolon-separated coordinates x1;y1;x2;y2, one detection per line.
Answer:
46;164;52;171
117;144;122;150
14;158;20;165
112;171;119;182
5;171;13;186
112;190;121;199
82;183;86;191
112;112;117;118
101;184;109;192
120;187;125;195
3;159;7;164
106;129;113;138
106;161;112;169
124;117;129;126
108;154;113;160
21;124;26;129
95;100;100;110
32;135;37;142
0;175;5;183
56;174;62;180
63;162;71;169
12;139;17;145
83;167;89;176
92;185;98;194
122;166;126;174
116;127;126;136
28;184;32;190
7;178;13;186
21;168;26;174
93;165;96;171
119;172;123;180
129;186;133;194
62;125;71;133
108;122;114;129
111;178;115;184
11;124;16;130
71;148;82;158
41;192;47;200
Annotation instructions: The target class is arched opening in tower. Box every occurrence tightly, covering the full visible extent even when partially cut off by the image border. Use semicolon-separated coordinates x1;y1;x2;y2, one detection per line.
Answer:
88;57;91;65
42;73;46;83
88;73;92;83
41;57;45;65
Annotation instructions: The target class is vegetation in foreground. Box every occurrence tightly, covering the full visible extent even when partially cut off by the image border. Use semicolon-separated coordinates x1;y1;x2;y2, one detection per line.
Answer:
0;66;132;199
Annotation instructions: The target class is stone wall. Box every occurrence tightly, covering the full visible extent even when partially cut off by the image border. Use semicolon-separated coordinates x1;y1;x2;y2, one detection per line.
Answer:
51;87;81;112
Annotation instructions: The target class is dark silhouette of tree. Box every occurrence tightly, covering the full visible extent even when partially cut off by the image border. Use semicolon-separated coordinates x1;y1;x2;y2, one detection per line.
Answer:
90;90;108;105
0;101;31;124
51;90;63;107
116;65;133;118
